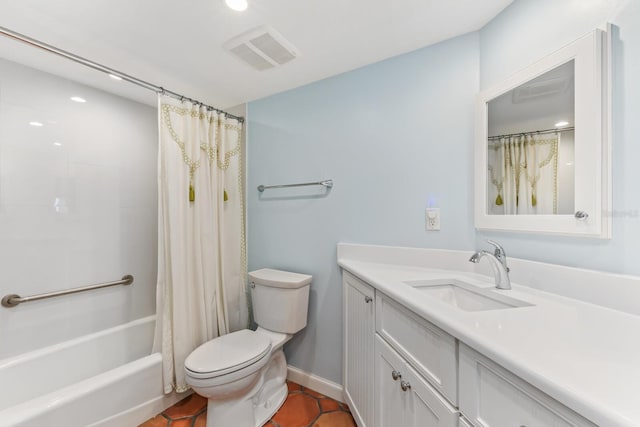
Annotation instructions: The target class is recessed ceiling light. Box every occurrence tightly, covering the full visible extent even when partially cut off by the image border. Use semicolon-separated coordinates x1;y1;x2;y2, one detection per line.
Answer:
53;142;63;147
70;96;86;103
29;121;43;127
555;121;569;127
225;0;248;11
109;74;122;81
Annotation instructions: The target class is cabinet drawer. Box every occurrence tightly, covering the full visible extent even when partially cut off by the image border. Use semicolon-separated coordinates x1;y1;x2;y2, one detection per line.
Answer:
459;343;596;427
376;293;457;405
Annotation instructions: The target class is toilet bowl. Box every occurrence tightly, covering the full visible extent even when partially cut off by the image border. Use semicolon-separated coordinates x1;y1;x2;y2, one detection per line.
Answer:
184;269;311;427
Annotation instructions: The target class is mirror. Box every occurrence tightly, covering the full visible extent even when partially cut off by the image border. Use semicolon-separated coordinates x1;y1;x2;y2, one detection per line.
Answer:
475;29;610;237
487;60;574;216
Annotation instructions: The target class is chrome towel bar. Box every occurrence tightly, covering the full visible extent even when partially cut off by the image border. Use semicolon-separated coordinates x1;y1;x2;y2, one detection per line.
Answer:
1;275;134;308
257;179;333;192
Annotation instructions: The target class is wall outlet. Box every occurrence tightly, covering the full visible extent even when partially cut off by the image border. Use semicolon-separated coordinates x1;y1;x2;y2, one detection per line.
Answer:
426;208;440;231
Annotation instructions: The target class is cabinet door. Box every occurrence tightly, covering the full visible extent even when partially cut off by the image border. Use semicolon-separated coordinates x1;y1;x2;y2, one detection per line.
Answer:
459;343;596;427
375;335;406;427
344;272;376;427
402;356;459;427
376;336;459;427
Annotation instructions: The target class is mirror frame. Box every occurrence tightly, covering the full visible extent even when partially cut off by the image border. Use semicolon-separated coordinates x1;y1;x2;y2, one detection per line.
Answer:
474;28;611;238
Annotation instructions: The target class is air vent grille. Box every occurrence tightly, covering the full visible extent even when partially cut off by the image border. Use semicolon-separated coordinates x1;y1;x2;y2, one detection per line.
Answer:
512;77;570;104
250;33;296;65
229;44;274;71
224;26;298;71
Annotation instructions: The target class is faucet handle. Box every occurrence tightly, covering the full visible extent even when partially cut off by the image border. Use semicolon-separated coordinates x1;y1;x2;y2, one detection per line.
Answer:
486;240;510;272
487;240;506;257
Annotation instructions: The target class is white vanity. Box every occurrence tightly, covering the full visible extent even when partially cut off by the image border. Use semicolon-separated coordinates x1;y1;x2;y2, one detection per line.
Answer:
339;243;640;427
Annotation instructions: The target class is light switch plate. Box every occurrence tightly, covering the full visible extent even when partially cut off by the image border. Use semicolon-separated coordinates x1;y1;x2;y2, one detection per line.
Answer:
426;208;440;231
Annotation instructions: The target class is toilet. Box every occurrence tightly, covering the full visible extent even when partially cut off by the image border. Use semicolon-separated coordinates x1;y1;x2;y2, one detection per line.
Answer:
184;268;311;427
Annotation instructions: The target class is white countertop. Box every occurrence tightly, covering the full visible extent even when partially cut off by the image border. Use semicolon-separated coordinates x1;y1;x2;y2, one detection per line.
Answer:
338;256;640;427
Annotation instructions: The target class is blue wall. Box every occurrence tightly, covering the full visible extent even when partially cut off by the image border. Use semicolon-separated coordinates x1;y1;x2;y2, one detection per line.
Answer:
247;33;479;384
247;0;640;384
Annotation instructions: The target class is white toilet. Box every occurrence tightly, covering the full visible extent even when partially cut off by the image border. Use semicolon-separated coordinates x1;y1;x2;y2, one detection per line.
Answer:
184;268;311;427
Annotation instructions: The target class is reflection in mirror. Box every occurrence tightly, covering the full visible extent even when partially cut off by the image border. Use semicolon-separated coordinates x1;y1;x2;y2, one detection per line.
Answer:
487;60;574;215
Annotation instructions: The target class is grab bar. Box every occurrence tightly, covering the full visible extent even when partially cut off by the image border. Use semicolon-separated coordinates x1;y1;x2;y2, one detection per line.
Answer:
257;179;333;192
1;275;134;308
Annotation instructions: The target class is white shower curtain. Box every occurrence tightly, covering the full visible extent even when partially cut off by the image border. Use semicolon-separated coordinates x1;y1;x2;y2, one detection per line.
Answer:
488;134;558;215
153;95;248;393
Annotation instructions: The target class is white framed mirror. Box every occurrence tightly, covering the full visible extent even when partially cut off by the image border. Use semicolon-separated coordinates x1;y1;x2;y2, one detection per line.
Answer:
474;28;610;238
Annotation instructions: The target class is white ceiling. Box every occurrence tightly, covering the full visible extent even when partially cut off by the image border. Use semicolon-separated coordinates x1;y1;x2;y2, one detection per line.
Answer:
0;0;513;109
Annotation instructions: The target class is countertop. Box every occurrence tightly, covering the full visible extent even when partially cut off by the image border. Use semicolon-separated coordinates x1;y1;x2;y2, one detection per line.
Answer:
338;258;640;427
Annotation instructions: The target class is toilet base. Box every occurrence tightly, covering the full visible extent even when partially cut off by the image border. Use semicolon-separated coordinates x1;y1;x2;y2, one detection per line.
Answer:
202;349;289;427
206;395;254;426
251;348;288;426
253;383;287;426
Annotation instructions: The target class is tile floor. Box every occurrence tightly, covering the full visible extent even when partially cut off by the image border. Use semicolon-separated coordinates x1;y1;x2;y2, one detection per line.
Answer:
139;381;356;427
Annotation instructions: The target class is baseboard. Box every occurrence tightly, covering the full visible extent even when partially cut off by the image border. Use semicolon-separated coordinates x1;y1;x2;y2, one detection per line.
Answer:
286;365;344;403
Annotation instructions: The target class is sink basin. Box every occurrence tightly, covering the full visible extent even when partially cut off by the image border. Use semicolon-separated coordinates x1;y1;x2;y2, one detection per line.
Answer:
404;279;532;312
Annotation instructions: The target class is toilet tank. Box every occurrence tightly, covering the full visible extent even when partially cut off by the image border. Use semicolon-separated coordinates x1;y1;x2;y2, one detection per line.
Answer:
248;268;311;334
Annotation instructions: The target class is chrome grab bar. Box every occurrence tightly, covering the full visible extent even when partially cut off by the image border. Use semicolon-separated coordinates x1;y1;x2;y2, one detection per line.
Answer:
1;275;134;308
257;179;333;192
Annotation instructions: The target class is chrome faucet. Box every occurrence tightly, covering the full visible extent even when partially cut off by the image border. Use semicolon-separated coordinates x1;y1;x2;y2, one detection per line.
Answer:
469;240;511;290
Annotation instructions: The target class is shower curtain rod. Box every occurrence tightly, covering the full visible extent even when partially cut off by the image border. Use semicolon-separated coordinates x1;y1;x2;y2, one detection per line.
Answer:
488;126;574;140
0;26;244;122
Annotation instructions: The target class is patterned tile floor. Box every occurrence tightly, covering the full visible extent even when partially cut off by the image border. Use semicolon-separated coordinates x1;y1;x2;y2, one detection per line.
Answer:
139;381;355;427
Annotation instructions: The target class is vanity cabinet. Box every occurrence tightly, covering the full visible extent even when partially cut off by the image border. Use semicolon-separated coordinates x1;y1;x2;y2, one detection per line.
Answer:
343;272;375;427
458;344;596;427
375;335;458;427
342;271;597;427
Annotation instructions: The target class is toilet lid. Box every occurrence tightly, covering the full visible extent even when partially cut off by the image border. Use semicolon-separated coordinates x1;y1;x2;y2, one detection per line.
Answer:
185;329;272;379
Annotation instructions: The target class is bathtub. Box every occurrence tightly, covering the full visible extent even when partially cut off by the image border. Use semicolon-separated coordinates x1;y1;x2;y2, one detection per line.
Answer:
0;315;185;427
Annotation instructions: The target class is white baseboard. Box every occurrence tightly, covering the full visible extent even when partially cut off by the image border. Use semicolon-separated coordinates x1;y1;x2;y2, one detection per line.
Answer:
286;365;344;403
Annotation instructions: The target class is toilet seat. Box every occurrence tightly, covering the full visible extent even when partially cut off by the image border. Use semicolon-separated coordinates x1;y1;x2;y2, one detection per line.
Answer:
185;329;272;380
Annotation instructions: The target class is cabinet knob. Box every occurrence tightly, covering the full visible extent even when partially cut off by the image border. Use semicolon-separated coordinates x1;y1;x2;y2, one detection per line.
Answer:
574;211;589;220
391;370;401;381
400;380;411;391
364;296;372;303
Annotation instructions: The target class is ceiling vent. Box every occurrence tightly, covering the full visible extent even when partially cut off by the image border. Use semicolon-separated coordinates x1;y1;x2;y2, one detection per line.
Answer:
224;26;298;71
511;76;571;104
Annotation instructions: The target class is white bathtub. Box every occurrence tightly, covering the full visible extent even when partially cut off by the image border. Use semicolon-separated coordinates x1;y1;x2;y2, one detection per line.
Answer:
0;315;184;427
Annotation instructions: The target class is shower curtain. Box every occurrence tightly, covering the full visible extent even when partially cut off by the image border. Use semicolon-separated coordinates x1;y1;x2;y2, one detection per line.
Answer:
153;95;248;393
487;133;558;215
